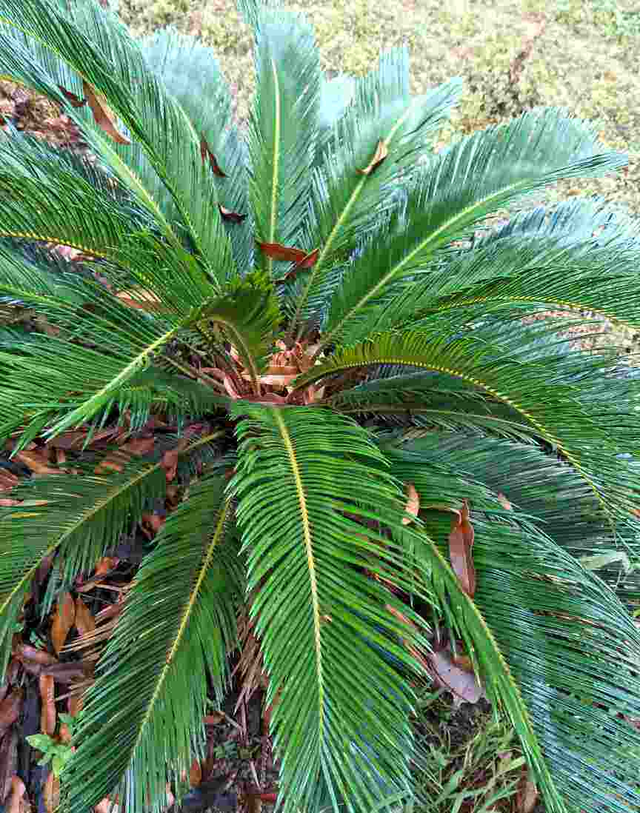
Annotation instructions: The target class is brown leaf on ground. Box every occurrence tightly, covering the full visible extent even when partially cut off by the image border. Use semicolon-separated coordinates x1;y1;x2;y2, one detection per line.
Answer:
74;598;96;637
0;690;22;737
448;499;476;597
83;82;130;145
402;483;420;525
200;136;226;176
427;648;484;708
51;592;76;655
0;470;19;492
39;675;56;736
0;731;18;802
44;771;59;813
42;662;87;683
357;139;388;175
218;204;247;224
516;773;538;813
13;450;59;476
6;776;26;813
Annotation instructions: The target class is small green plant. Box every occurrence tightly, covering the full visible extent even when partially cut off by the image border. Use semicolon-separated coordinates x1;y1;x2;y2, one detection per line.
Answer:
26;714;79;777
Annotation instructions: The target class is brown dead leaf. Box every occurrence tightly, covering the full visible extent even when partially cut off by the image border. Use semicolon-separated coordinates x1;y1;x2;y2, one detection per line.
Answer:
448;499;476;597
256;241;307;264
189;759;202;788
427;648;484;708
39;674;56;736
200;136;226;177
357;139;388;175
0;690;22;737
83;82;131;145
51;592;76;655
516;774;538;813
6;776;25;813
0;732;18;802
141;512;165;539
402;483;420;525
74;598;95;637
116;289;163;312
44;771;59;813
203;712;224;726
42;662;87;683
13;450;59;476
0;470;19;492
94;557;119;578
218;204;247;224
57;85;86;108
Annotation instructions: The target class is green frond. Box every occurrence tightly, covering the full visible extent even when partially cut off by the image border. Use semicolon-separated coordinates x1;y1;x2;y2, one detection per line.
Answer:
318;109;627;347
139;28;252;275
0;455;166;675
329;371;541;442
0;304;192;439
0;0;236;276
188;272;281;386
289;51;462;330
294;328;640;519
247;5;321;278
382;430;640;602
370;197;640;336
230;404;434;813
406;498;640;813
0;133;147;263
63;474;242;813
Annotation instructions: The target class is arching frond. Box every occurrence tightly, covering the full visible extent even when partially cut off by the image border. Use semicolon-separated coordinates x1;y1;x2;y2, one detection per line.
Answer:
0;133;149;263
319;109;627;347
289;50;462;329
247;5;321;277
329;371;540;441
0;0;235;274
368;197;640;336
0;456;166;674
405;498;640;813
230;404;434;813
294;328;640;518
64;474;242;813
139;28;252;275
382;430;640;602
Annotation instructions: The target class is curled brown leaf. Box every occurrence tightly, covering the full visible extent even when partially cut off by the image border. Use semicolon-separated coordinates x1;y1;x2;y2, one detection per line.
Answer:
83;82;131;145
39;675;56;736
448;499;476;597
357;139;388;175
200;136;226;177
51;592;76;655
218;204;247;224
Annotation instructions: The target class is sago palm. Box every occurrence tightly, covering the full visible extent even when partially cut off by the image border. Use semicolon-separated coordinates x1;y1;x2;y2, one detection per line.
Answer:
1;1;640;811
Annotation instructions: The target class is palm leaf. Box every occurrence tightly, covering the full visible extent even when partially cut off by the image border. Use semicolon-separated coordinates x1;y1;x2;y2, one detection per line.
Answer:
139;27;252;275
392;482;640;813
289;51;462;329
247;4;321;277
294;328;640;519
369;197;640;336
0;0;235;275
383;430;640;602
63;474;242;813
318;108;627;347
0;455;166;674
230;404;434;813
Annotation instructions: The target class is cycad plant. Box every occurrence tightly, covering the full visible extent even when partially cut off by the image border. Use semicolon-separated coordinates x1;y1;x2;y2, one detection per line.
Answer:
1;1;640;812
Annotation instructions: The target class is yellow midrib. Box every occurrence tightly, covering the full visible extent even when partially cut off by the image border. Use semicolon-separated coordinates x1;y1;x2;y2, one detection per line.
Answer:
273;409;325;735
